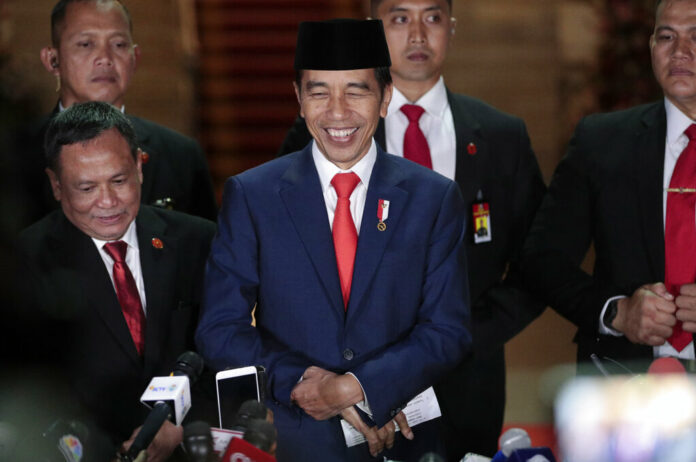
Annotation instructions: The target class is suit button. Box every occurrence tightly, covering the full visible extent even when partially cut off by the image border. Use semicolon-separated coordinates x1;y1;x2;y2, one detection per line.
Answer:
343;348;354;360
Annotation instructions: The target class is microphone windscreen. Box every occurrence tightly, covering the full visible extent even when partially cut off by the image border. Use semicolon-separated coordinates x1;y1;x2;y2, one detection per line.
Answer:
498;428;531;456
173;351;205;384
648;357;686;375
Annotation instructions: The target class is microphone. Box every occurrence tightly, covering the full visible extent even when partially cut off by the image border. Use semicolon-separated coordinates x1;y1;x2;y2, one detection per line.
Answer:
140;351;205;426
647;356;686;374
231;400;269;432
220;436;276;462
491;428;531;461
183;421;216;462
35;419;89;462
489;428;556;462
242;418;276;454
119;352;205;461
120;402;171;462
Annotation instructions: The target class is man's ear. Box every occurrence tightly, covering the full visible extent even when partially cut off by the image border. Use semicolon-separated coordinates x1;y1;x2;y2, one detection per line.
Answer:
40;47;60;75
132;43;141;71
45;168;62;202
380;83;393;119
293;81;305;118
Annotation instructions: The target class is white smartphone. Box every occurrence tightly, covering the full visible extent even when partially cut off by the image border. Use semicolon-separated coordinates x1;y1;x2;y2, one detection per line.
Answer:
215;366;262;429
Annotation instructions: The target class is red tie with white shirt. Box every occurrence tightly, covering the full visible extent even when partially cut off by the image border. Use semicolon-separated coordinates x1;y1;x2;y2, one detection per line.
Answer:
331;172;361;310
665;124;696;352
104;240;146;355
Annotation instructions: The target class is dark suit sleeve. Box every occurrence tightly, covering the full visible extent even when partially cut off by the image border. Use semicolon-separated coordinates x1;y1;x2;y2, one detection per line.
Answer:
350;182;472;426
195;177;314;407
521;117;620;334
277;115;313;157
473;119;547;351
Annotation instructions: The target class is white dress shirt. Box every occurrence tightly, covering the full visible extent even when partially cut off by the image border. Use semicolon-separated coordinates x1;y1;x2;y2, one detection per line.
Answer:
91;220;147;313
599;98;695;359
385;76;456;180
312;139;377;234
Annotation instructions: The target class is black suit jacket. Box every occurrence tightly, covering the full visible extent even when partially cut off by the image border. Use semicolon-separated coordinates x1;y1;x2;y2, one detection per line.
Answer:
522;102;666;366
277;89;546;458
13;108;218;227
16;206;216;452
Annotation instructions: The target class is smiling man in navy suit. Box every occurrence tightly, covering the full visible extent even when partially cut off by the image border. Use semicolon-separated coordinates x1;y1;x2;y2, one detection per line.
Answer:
196;18;471;461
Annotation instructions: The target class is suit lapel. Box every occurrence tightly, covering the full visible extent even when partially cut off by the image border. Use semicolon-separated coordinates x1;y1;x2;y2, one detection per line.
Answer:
52;213;143;368
136;207;178;378
279;147;345;314
449;91;490;202
635;102;667;281
348;149;408;319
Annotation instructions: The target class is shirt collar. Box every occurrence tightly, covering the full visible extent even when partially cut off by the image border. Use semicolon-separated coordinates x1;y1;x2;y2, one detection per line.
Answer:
91;219;138;252
387;76;448;120
311;139;377;194
665;97;695;147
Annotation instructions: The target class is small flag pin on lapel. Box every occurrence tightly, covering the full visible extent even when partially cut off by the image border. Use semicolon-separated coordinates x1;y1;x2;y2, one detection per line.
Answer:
377;199;390;231
151;237;163;249
467;142;477;155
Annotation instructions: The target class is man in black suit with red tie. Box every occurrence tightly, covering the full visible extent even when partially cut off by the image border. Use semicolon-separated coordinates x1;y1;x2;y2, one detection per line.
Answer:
15;101;215;462
522;0;696;371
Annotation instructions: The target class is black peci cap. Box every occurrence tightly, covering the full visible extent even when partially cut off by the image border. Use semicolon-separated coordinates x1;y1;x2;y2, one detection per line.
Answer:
294;18;391;71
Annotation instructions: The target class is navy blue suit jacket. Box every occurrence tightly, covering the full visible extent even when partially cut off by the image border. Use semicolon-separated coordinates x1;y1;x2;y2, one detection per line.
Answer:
196;144;471;460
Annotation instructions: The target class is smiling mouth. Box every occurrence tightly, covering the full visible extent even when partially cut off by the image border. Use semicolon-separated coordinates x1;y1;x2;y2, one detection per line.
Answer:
326;128;358;140
670;68;694;76
96;213;123;224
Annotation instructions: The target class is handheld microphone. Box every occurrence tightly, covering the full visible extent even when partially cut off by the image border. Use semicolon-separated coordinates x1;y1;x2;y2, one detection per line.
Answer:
242;418;276;454
183;421;216;462
491;428;531;461
647;356;686;374
231;400;269;432
140;351;204;426
37;419;89;462
489;428;556;462
119;352;205;461
120;402;171;462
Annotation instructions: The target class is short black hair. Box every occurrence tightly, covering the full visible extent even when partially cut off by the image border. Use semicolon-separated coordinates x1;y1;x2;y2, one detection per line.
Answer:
44;101;138;172
370;0;452;16
294;67;393;101
50;0;132;47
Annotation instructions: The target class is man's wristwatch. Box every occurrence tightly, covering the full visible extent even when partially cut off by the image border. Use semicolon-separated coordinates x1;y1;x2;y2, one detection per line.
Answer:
603;299;619;328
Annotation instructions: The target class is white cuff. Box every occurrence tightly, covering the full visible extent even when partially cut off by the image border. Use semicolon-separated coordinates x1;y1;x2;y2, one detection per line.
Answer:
345;372;372;418
599;295;626;336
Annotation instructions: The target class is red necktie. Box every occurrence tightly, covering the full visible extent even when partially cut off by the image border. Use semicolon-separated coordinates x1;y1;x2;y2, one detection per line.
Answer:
665;124;696;352
331;172;361;309
401;104;432;169
104;241;146;355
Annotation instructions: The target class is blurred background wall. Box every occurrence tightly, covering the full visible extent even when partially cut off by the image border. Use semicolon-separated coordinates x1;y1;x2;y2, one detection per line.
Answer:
2;0;661;431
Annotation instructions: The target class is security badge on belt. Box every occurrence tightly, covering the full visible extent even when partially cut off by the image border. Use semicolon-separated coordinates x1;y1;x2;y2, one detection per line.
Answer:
472;190;491;244
377;199;390;231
